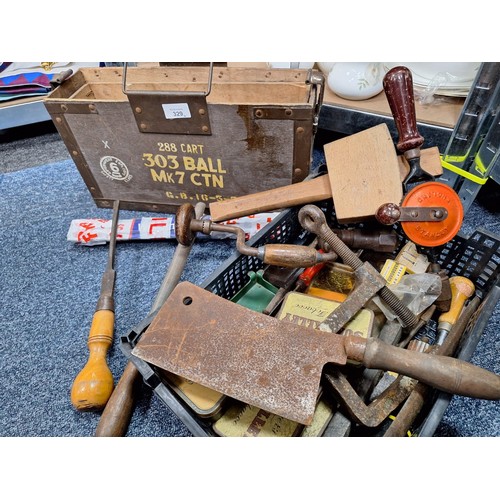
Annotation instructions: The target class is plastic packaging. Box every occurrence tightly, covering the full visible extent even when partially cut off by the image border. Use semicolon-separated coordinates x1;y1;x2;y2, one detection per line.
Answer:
67;212;279;246
373;273;442;323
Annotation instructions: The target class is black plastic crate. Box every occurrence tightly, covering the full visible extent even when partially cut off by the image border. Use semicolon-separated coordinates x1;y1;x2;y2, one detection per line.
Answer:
122;202;500;437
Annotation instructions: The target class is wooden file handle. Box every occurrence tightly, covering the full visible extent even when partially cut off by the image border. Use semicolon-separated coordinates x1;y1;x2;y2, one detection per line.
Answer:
346;336;500;400
383;66;424;155
95;361;141;437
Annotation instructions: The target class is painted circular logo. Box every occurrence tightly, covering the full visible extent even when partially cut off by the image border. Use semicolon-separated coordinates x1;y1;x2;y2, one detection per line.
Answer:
100;156;132;182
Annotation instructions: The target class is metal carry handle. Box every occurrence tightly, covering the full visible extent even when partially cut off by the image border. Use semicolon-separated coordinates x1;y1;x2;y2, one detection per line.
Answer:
121;62;214;98
122;62;214;135
306;70;325;136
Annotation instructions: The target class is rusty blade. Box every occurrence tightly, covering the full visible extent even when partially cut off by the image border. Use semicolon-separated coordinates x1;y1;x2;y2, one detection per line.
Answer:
131;281;348;425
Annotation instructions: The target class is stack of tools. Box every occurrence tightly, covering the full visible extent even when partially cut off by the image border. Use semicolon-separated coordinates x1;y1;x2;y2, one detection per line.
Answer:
130;204;500;436
74;64;500;438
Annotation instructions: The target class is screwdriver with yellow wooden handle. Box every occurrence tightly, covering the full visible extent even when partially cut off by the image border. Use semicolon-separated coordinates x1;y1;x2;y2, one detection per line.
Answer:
436;276;475;346
71;200;120;411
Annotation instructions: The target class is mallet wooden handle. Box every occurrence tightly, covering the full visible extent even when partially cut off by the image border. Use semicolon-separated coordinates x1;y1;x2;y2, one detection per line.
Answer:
346;336;500;400
209;148;442;223
209;175;332;222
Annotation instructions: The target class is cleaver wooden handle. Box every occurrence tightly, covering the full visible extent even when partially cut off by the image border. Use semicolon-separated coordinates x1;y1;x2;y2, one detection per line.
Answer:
345;336;500;400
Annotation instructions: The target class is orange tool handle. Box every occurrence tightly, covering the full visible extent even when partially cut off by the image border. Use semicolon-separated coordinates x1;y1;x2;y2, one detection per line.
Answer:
438;276;476;328
298;250;327;287
70;309;115;411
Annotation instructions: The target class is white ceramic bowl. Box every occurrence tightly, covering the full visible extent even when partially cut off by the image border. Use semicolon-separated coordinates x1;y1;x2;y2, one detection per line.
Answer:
327;62;384;100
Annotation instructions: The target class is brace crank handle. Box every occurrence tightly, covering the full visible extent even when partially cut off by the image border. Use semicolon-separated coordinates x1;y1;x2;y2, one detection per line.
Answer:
345;336;500;400
176;202;336;268
383;66;424;155
260;244;335;268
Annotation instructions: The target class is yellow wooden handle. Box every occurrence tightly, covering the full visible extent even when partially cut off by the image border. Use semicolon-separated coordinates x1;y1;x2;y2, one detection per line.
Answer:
88;309;114;344
438;276;475;327
71;309;115;411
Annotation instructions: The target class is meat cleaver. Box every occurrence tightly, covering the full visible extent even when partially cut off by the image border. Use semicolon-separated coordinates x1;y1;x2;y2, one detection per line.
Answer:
132;281;500;425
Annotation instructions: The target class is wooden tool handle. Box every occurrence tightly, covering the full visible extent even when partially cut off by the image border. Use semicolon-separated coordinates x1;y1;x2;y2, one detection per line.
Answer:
263;244;333;268
209;175;332;222
438;276;475;326
70;309;115;411
383;66;424;154
95;361;141;436
345;336;500;400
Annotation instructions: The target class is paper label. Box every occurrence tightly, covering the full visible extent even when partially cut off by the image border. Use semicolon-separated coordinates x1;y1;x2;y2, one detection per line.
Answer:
162;102;191;120
213;398;334;437
277;292;374;338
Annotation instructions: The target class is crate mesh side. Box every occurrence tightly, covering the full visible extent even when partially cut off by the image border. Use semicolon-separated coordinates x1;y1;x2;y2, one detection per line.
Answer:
437;229;500;297
204;204;500;302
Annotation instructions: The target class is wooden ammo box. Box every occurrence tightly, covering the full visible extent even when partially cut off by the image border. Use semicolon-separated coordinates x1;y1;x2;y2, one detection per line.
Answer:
44;65;324;212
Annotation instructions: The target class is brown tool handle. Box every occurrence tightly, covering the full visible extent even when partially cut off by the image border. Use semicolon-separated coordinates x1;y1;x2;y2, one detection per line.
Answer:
345;336;500;400
383;66;424;154
384;296;481;437
209;175;332;222
262;244;334;268
95;361;141;436
71;309;115;411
